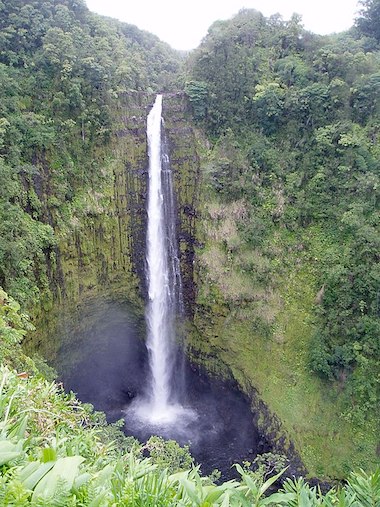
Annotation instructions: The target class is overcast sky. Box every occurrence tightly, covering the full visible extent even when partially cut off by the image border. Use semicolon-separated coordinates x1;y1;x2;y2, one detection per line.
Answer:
85;0;361;51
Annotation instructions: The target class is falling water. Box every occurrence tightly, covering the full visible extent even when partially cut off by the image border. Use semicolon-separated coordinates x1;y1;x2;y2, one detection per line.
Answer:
129;94;192;426
146;94;177;418
55;95;265;474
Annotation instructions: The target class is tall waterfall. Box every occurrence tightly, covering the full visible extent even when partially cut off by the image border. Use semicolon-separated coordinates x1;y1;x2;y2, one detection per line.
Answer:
125;94;194;428
144;94;184;422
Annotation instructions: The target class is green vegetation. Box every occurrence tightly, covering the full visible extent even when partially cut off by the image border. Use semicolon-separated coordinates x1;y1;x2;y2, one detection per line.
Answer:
0;0;379;498
0;0;181;307
186;4;380;478
355;0;380;43
1;286;378;505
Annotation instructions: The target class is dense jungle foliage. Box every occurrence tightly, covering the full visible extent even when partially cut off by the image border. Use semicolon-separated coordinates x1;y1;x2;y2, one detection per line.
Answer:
0;0;380;501
185;2;380;424
0;0;180;306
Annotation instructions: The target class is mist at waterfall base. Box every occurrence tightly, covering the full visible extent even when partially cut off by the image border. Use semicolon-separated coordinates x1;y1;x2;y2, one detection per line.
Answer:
53;300;269;478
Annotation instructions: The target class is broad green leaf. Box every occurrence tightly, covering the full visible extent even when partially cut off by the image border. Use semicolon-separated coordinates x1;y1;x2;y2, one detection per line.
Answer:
221;492;231;507
32;455;84;500
259;467;287;495
0;450;22;465
180;477;200;504
0;438;23;464
89;490;109;507
204;486;226;504
261;492;296;505
73;472;91;490
234;464;245;477
92;463;115;487
170;470;189;483
8;414;28;439
42;447;56;463
299;487;311;507
233;491;253;507
17;461;40;483
242;472;259;495
22;461;55;490
0;440;19;453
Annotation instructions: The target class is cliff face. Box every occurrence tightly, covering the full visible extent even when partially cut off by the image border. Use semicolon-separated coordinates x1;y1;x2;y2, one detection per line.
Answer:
26;93;378;477
162;94;201;316
54;94;150;306
28;92;201;355
27;91;302;464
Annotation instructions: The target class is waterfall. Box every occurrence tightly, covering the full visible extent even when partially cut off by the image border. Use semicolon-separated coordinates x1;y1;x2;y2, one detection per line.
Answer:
123;93;193;428
124;94;195;428
145;94;182;419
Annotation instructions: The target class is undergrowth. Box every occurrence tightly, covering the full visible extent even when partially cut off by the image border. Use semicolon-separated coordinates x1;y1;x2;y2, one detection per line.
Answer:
1;290;380;505
0;365;379;505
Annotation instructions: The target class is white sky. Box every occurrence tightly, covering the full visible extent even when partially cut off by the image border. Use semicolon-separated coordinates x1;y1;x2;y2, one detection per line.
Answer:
85;0;361;51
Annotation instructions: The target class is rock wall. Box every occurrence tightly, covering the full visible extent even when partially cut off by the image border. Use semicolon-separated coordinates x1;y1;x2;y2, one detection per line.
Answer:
25;90;307;477
162;93;201;316
28;92;201;356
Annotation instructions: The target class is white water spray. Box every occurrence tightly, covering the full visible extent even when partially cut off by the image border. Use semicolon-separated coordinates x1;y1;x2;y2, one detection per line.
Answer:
128;94;194;426
145;94;174;418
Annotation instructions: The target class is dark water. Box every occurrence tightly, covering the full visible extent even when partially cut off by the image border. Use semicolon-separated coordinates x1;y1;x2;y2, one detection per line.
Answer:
53;300;270;478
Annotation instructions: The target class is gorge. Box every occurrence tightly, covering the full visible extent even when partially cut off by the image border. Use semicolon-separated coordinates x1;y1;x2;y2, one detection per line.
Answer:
46;94;275;479
0;0;379;503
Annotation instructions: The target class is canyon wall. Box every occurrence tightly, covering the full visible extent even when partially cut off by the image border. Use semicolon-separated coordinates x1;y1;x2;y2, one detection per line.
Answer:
28;93;201;356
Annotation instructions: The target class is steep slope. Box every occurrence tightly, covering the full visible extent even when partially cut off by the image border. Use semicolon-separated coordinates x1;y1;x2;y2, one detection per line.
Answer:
186;9;380;478
0;0;181;310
